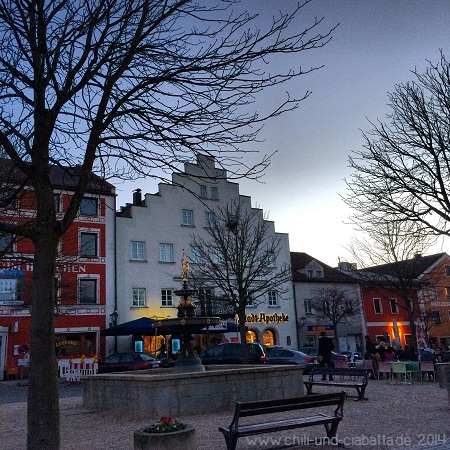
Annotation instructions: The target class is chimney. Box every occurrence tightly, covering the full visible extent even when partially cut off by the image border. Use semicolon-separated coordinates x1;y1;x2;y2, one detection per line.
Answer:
133;188;142;206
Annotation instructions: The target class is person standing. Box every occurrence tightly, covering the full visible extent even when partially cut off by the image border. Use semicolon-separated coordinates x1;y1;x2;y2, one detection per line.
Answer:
318;331;335;381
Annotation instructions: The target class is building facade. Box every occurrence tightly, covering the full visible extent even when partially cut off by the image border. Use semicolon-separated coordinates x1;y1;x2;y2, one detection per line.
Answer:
114;155;297;356
0;166;115;377
291;252;364;353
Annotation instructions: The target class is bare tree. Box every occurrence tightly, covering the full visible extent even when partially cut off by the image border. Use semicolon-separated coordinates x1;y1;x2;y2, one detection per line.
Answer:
310;286;360;345
344;51;450;238
190;199;292;362
345;221;439;346
0;1;335;447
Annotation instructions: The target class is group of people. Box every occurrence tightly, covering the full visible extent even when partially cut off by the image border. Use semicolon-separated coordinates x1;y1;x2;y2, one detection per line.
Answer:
364;334;450;380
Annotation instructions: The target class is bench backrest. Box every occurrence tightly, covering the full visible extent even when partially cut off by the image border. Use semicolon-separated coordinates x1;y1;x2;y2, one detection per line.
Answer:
229;392;346;430
310;367;369;380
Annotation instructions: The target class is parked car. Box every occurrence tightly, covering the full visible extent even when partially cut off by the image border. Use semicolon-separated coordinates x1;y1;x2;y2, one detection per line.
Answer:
299;347;347;366
199;342;267;365
98;352;161;373
265;348;315;373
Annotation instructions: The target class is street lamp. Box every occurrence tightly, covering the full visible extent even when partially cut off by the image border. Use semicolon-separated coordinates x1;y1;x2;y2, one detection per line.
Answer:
109;310;118;328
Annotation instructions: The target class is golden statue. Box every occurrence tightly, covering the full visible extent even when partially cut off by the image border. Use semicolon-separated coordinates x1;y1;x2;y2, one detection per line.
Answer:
182;252;189;281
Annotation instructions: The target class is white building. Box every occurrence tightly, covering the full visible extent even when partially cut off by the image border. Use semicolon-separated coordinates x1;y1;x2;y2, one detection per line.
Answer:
114;155;297;354
291;252;364;353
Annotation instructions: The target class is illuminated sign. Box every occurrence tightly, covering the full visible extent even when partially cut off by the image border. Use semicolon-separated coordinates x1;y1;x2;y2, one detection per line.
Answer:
245;312;289;324
307;325;335;332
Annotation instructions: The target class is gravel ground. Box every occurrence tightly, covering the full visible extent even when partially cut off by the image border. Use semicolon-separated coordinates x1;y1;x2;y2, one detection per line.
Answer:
0;377;449;450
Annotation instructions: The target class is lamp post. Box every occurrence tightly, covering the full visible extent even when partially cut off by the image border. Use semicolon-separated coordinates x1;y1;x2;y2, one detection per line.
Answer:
297;316;307;347
110;310;118;353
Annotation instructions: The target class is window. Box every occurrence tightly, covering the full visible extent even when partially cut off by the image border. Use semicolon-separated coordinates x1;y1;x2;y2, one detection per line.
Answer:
131;241;145;260
315;270;323;278
304;299;313;315
80;232;98;257
132;288;146;307
246;291;254;306
0;188;17;209
200;185;207;198
0;232;14;252
212;248;224;264
211;187;218;200
205;211;215;227
80;197;98;216
445;265;450;276
389;298;399;314
189;245;201;264
54;194;61;213
79;279;97;304
345;300;354;313
432;310;442;325
306;269;313;278
159;243;174;262
268;291;277;306
161;289;173;306
446;287;450;298
182;209;194;226
373;298;382;314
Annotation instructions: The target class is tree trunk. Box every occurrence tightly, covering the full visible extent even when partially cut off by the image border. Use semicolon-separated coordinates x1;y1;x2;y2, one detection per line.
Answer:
27;234;60;449
237;308;249;364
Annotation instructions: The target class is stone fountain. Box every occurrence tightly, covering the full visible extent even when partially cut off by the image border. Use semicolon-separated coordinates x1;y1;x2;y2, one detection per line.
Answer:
153;254;221;372
82;255;304;418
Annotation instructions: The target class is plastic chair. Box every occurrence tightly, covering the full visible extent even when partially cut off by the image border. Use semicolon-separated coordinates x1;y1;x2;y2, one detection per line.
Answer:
378;361;391;382
405;361;420;382
364;359;378;380
391;361;412;385
420;361;436;381
334;359;350;369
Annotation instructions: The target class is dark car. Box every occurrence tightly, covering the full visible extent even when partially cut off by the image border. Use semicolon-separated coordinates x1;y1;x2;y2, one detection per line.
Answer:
199;342;267;365
265;348;315;373
299;347;347;366
98;352;161;373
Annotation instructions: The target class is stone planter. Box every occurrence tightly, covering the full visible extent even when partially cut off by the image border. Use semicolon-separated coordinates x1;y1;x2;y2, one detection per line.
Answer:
134;424;195;450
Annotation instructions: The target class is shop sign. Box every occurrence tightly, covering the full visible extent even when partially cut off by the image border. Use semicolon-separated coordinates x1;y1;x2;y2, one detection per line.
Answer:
55;340;78;348
245;312;289;324
307;325;335;332
431;301;450;307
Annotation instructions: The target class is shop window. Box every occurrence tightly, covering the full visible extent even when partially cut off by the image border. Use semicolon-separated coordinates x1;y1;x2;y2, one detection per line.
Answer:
246;329;258;343
263;329;275;346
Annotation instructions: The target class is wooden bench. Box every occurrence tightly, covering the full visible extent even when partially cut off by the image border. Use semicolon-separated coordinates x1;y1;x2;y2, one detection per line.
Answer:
219;391;346;450
304;367;369;401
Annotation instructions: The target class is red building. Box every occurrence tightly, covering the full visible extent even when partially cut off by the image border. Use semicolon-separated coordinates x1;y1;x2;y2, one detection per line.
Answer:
0;166;115;379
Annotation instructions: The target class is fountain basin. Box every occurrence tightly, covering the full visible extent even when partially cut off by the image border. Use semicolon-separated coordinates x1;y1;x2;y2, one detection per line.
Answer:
82;365;304;417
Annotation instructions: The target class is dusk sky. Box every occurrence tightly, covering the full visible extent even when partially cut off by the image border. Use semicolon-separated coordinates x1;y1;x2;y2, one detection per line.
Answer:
115;1;450;267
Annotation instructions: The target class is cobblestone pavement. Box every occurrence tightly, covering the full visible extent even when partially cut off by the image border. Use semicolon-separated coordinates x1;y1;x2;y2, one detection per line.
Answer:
0;377;449;449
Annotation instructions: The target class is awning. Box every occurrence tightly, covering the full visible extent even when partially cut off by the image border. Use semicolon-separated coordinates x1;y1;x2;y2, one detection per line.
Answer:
100;317;161;336
101;317;242;337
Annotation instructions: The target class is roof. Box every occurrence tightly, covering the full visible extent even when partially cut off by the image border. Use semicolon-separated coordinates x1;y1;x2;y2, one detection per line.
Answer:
360;253;447;279
290;252;357;284
0;157;115;196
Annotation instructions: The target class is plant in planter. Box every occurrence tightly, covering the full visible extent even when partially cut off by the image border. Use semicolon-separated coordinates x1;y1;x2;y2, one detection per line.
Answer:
134;416;196;450
144;416;186;433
